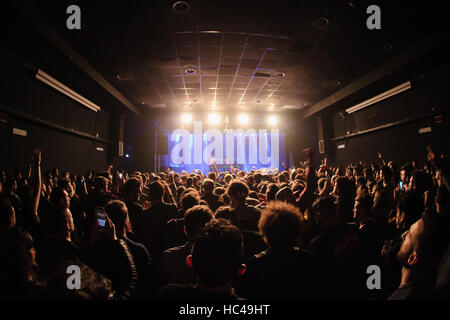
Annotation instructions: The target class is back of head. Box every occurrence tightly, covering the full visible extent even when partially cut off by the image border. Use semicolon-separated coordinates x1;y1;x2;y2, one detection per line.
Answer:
203;179;215;193
227;180;249;202
50;186;68;208
275;186;294;204
122;178;141;198
191;219;243;286
94;176;109;192
105;200;128;233
148;181;165;200
0;198;14;231
312;196;338;218
208;172;217;182
355;194;373;215
380;165;392;183
416;213;449;277
184;205;213;240
214;206;237;224
398;191;423;228
266;183;280;201
436;186;450;213
259;201;302;248
411;169;430;195
181;192;200;211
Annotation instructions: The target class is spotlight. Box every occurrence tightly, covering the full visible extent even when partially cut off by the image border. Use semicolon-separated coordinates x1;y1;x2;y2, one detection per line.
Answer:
208;113;221;125
238;114;249;125
267;115;278;126
125;154;130;158
181;113;192;124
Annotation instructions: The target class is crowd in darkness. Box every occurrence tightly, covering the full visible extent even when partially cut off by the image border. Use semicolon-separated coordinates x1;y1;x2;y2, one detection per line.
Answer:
0;146;449;300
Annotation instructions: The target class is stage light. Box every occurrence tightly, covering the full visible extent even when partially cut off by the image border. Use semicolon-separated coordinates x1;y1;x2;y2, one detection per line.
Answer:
238;114;249;125
181;113;192;124
267;115;278;126
208;113;221;125
125;154;130;158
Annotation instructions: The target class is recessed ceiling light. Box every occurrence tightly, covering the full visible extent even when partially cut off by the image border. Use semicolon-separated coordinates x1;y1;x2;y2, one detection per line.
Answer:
184;67;196;75
172;1;191;14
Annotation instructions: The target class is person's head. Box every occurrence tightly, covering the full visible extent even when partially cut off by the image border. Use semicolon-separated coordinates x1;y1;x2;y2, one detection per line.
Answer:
1;227;38;280
93;176;109;193
227;180;249;206
396;191;423;230
334;176;353;199
353;194;373;226
105;200;129;236
356;176;366;188
223;174;233;184
266;183;280;201
187;218;245;287
183;205;213;241
207;172;217;182
202;179;215;194
181;192;200;211
408;169;428;195
258;201;302;248
0;198;16;231
214;186;225;196
379;166;392;184
435;185;450;215
148;181;165;202
363;167;373;180
55;207;75;238
275;186;295;205
174;173;181;184
121;178;142;203
312;196;339;229
214;206;237;224
400;164;413;185
185;177;193;187
397;213;448;279
58;178;74;198
50;186;70;209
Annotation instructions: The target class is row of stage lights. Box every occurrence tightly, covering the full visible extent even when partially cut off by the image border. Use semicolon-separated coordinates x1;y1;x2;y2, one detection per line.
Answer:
181;113;278;126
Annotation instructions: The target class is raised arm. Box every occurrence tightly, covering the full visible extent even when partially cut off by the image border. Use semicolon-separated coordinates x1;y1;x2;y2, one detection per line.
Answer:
377;152;386;166
31;149;42;222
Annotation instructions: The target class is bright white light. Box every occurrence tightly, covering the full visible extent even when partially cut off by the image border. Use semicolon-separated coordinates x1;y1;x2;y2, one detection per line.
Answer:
208;113;221;125
181;113;192;124
268;115;278;126
125;154;130;158
238;114;249;125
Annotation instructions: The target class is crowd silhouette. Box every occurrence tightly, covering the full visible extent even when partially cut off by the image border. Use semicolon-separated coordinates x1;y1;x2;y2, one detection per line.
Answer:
0;147;449;300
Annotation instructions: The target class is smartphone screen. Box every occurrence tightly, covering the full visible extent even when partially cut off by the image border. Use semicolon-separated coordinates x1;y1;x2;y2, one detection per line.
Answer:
98;218;106;227
399;181;403;189
95;207;106;228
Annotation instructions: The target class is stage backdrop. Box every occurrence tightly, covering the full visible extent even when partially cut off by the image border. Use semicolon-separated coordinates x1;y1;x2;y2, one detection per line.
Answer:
160;126;285;173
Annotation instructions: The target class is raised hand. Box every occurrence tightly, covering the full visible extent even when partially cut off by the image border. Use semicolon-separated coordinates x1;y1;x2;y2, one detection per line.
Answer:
32;148;41;166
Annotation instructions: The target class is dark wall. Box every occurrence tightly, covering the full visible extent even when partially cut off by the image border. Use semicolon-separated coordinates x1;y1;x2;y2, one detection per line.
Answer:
0;49;112;175
333;116;450;167
327;57;450;167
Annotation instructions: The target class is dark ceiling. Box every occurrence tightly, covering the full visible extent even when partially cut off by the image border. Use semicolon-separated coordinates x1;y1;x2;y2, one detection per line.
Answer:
4;0;449;118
